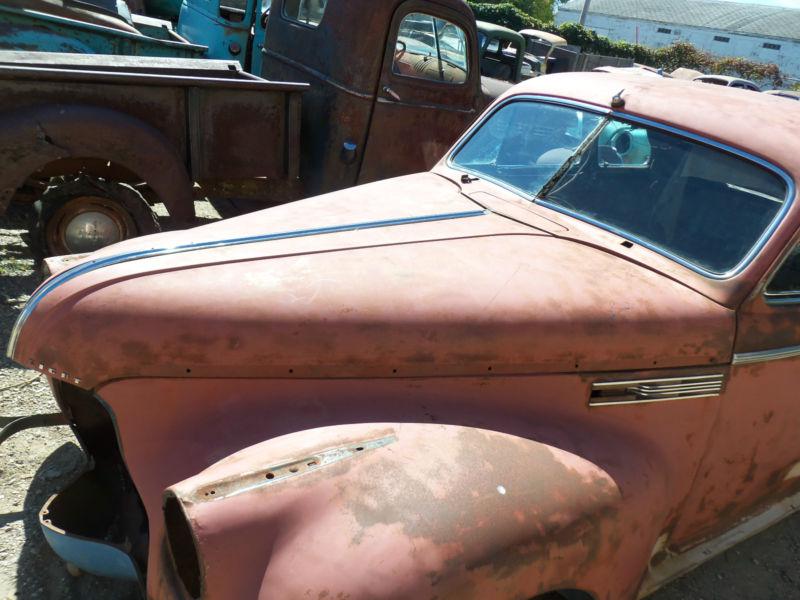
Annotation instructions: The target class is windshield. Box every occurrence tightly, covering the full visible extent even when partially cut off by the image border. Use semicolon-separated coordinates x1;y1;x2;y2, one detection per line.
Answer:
451;100;788;275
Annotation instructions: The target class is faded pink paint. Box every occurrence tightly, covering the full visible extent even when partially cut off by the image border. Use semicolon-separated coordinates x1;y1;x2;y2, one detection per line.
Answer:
8;72;800;599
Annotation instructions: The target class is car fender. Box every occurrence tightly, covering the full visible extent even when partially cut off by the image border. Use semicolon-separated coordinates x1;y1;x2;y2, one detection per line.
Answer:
159;422;659;600
0;104;194;222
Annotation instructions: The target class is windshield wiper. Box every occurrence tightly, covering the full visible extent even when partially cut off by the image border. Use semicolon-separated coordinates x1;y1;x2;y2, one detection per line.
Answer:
536;117;609;199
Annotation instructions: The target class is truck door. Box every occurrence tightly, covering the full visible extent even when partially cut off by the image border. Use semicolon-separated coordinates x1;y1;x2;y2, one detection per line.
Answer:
358;1;482;184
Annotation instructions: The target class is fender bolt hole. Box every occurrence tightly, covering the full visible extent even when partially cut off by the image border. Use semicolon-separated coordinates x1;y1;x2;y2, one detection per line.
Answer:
289;369;294;374
289;467;299;473
487;366;492;371
621;240;634;248
186;368;192;374
355;446;364;451
265;472;275;479
392;368;397;373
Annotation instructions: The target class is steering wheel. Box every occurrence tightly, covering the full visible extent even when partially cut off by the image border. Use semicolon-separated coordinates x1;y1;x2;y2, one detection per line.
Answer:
394;40;406;61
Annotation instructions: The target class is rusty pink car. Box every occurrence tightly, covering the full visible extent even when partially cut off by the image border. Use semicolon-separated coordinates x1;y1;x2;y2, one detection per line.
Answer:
6;72;800;599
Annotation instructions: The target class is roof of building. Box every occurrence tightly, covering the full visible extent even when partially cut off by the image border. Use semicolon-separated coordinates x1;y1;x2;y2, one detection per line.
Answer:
559;0;800;41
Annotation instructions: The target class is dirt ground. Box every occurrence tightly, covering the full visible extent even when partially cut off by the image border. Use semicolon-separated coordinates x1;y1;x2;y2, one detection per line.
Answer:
1;202;800;600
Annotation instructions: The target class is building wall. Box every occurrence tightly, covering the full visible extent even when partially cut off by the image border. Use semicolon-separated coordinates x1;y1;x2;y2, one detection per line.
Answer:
556;10;800;83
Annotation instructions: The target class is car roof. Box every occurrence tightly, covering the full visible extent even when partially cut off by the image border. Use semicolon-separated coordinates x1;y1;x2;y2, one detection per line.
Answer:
694;74;758;88
518;29;568;46
503;72;800;180
476;21;525;46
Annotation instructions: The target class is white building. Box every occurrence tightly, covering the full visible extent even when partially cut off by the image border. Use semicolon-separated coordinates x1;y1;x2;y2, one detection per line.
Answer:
556;0;800;83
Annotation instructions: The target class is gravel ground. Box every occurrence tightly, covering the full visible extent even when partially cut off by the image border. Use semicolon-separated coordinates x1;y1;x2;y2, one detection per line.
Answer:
1;201;799;599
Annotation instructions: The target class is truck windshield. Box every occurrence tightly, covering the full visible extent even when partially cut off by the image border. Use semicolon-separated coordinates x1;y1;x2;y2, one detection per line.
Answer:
451;100;788;275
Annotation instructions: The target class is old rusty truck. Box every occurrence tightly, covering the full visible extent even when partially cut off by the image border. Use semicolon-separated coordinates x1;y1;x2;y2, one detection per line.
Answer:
0;0;506;255
6;71;800;599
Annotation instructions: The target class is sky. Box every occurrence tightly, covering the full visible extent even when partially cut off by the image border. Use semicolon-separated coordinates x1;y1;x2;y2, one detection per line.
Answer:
712;0;800;6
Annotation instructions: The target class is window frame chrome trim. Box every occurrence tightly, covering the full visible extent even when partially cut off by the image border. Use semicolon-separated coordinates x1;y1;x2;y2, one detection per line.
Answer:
446;94;796;281
762;243;800;305
6;210;487;358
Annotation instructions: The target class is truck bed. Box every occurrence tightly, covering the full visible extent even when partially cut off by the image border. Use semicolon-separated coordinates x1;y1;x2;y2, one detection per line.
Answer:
0;51;307;182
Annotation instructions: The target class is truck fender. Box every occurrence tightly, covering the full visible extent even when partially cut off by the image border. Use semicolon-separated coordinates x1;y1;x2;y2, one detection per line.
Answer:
0;104;194;223
159;423;644;600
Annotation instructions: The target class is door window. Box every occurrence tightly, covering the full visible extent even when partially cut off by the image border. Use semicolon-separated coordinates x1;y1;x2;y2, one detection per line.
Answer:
283;0;326;27
766;245;800;299
393;13;468;84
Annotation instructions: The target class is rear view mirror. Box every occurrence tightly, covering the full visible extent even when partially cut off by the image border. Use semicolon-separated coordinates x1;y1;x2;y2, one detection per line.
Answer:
598;123;652;168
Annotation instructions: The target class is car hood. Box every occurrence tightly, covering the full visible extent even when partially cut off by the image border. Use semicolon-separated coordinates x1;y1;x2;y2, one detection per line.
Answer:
10;173;734;389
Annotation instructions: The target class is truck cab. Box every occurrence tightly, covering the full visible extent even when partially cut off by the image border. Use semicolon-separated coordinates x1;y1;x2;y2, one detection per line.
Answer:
176;0;270;71
476;20;531;83
260;0;486;194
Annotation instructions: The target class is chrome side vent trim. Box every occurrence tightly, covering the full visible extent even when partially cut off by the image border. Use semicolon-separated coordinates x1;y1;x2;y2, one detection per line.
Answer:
590;374;726;406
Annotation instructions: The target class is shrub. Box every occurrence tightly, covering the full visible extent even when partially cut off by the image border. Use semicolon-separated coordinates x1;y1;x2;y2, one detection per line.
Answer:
468;2;540;30
470;11;785;87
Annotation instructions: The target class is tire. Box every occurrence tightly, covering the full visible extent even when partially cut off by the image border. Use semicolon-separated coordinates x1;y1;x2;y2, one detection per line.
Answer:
34;177;160;256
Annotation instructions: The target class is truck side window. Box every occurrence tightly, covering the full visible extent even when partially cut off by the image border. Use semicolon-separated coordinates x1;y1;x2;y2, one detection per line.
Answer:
393;13;468;84
766;245;800;299
283;0;326;27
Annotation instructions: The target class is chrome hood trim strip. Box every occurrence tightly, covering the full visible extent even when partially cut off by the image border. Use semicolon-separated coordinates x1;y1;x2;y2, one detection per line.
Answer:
732;345;800;365
7;210;487;358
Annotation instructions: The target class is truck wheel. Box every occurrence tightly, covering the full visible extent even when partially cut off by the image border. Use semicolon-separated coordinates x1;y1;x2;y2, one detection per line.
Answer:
35;177;160;256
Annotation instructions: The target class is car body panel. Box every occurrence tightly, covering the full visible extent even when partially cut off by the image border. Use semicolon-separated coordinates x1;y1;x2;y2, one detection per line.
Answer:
12;171;734;389
7;72;800;599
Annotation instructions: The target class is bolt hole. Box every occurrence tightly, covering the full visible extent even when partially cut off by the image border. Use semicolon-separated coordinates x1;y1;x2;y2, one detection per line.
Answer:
392;368;397;374
186;368;192;374
574;363;579;369
289;467;299;473
307;460;318;467
487;366;492;371
289;368;294;374
265;472;275;479
621;240;634;249
355;446;364;452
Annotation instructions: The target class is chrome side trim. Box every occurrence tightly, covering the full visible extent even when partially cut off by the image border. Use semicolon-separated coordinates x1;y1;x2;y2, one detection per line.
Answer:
446;94;796;281
638;488;800;598
589;374;726;406
732;345;800;365
6;210;487;358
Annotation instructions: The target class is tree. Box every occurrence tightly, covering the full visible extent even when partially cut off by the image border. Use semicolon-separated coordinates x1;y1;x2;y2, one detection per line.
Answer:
480;0;555;23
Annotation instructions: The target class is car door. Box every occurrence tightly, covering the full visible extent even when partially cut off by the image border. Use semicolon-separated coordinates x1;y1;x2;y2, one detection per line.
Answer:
669;238;800;549
358;0;482;184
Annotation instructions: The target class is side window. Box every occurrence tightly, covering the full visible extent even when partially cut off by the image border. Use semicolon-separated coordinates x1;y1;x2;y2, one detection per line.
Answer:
766;245;800;299
393;13;468;84
283;0;326;27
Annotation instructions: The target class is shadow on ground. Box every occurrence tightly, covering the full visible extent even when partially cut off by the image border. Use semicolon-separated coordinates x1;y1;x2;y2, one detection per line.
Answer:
11;443;140;600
